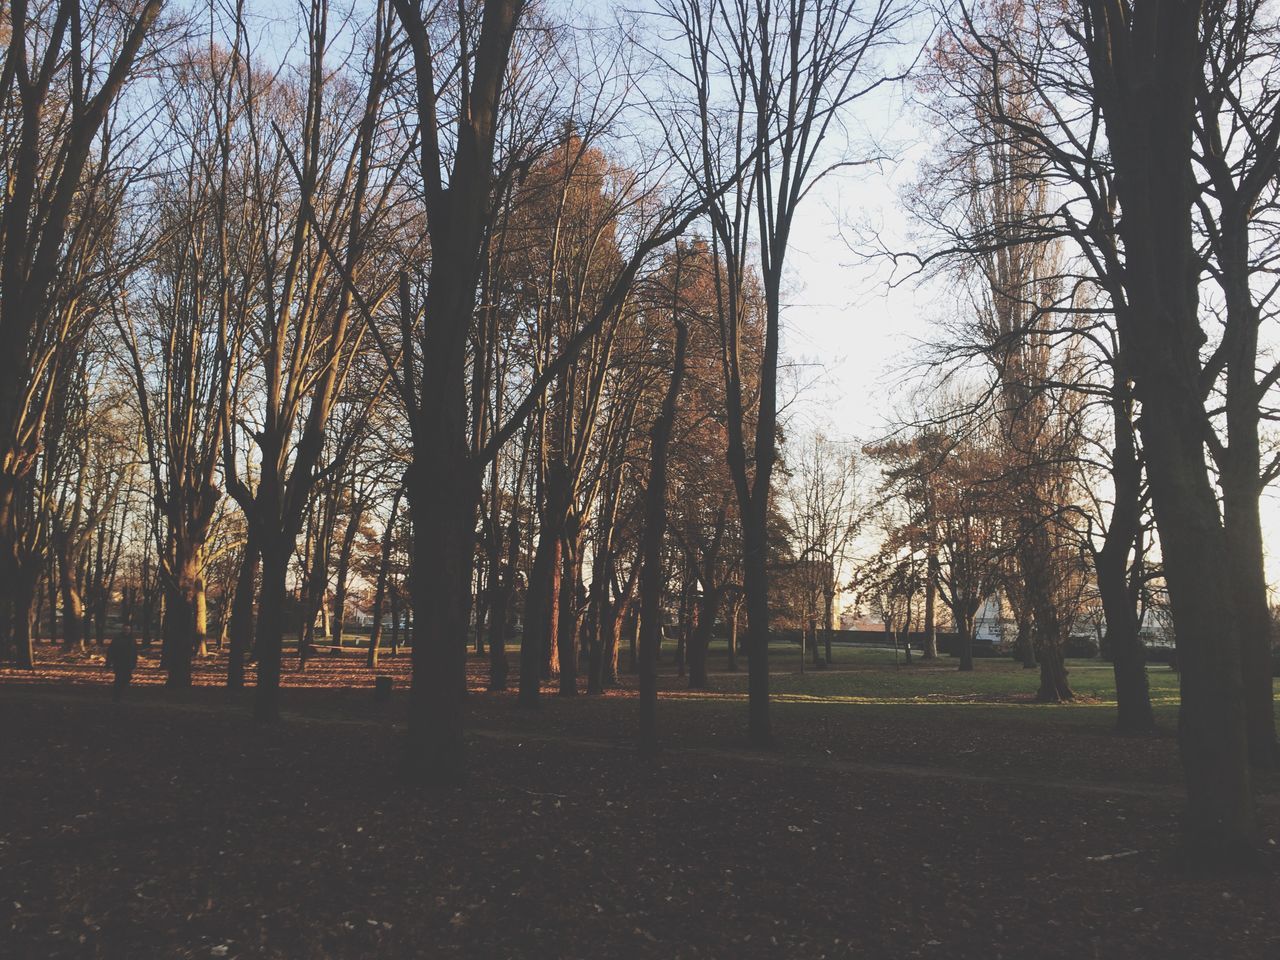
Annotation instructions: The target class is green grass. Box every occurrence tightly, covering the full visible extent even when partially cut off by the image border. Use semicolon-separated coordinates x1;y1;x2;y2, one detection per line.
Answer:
647;639;1279;713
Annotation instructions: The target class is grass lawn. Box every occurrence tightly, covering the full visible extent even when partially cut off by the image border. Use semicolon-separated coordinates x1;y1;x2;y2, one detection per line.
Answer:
3;642;1279;958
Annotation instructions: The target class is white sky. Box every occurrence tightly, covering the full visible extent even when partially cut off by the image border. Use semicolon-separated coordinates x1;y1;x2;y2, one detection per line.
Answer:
771;89;1280;591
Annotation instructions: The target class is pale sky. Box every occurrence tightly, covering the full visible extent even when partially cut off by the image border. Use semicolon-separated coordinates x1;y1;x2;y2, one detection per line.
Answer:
771;86;1280;591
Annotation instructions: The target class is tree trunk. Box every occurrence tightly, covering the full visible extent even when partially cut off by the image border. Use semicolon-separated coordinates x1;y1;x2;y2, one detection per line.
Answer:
333;507;362;651
389;585;400;656
688;588;716;689
194;570;208;658
12;558;36;669
956;609;974;672
404;445;475;785
367;487;402;670
1222;470;1277;769
823;590;834;665
742;513;771;745
1085;0;1255;863
922;552;939;660
519;523;559;705
556;534;578;696
487;525;517;691
227;533;259;690
589;594;611;695
726;602;741;672
58;547;85;653
161;553;199;689
1098;549;1153;733
638;320;687;755
1096;389;1154;732
253;538;291;722
1140;392;1256;860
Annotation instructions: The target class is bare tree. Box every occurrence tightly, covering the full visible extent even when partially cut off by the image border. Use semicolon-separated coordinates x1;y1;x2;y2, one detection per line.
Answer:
0;0;163;661
660;0;913;744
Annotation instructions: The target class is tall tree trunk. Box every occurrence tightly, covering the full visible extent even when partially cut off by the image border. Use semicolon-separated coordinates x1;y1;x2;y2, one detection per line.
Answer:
638;320;687;755
367;490;402;670
487;512;518;690
742;509;771;744
1097;397;1153;733
1222;476;1275;768
1140;385;1255;859
922;552;939;660
227;533;259;689
1083;0;1255;863
389;584;400;656
1098;547;1152;733
162;550;200;689
556;532;579;696
823;590;835;665
333;506;362;651
519;522;559;705
194;568;208;659
404;445;476;784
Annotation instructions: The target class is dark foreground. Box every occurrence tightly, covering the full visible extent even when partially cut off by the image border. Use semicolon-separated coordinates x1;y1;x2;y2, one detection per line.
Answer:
2;673;1279;959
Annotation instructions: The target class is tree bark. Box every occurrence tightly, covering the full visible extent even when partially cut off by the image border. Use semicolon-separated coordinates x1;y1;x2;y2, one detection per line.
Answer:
1096;395;1153;733
638;319;687;755
519;520;559;705
367;487;402;670
742;509;772;745
404;447;475;785
253;538;291;722
227;532;259;690
922;550;939;660
1081;0;1256;861
556;531;579;696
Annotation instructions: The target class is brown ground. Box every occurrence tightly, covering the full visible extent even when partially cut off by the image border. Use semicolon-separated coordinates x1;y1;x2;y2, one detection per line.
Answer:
2;645;1278;959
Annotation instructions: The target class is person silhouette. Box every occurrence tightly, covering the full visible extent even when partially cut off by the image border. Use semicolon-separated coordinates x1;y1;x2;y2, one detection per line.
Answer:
105;633;138;702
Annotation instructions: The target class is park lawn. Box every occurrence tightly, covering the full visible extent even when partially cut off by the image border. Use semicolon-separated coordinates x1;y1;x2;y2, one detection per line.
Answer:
3;678;1280;960
6;642;1278;795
